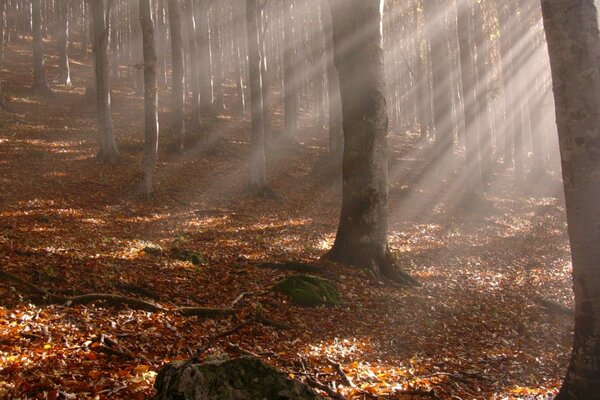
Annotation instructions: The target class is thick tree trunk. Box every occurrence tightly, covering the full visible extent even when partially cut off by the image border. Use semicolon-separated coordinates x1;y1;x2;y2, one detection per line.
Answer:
31;0;51;96
139;0;158;196
325;0;416;286
542;1;600;398
167;0;185;151
245;0;267;193
91;0;119;163
56;0;70;85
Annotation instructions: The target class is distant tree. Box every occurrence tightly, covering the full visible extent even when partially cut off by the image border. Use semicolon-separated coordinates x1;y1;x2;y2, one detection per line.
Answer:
167;0;185;151
139;0;158;196
91;0;119;163
55;0;70;85
542;0;600;398
30;0;52;96
325;0;417;286
245;0;267;194
283;0;299;138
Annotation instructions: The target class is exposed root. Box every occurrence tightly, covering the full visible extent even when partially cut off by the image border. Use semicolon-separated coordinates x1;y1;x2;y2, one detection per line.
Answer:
0;269;234;317
96;149;121;164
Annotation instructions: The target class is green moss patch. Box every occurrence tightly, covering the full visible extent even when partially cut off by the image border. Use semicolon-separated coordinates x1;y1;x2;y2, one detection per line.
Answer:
170;248;206;265
274;274;340;307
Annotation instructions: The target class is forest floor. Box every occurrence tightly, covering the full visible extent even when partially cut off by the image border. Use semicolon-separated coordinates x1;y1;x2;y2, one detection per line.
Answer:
0;39;573;399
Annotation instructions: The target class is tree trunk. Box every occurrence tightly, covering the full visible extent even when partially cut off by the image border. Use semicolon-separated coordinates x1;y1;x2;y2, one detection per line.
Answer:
320;0;342;159
210;2;225;111
139;0;158;196
195;0;212;114
167;0;185;151
456;0;483;198
91;0;119;163
56;0;70;85
283;0;299;138
542;1;600;398
422;0;454;176
325;0;416;286
412;0;428;141
245;0;267;193
129;0;143;94
31;0;51;96
0;0;5;65
184;0;201;133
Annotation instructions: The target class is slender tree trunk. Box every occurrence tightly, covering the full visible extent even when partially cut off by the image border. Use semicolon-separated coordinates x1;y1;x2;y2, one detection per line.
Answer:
283;0;299;138
184;0;201;132
0;0;5;65
320;0;342;159
542;1;600;398
167;0;185;151
31;0;52;95
91;0;119;163
56;0;70;85
210;2;225;111
139;0;158;196
423;0;454;176
456;0;483;198
195;0;211;114
245;0;267;193
129;0;143;94
412;0;428;141
325;0;416;286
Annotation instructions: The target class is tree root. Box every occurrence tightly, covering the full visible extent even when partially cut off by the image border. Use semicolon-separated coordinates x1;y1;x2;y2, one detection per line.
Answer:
246;184;284;202
30;83;54;98
0;269;233;317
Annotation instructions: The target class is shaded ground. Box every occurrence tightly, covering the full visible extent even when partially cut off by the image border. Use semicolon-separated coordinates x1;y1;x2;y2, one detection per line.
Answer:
0;38;572;399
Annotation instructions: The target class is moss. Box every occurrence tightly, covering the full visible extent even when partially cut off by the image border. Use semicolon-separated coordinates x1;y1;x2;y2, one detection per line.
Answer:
141;241;162;255
170;248;206;265
274;275;340;307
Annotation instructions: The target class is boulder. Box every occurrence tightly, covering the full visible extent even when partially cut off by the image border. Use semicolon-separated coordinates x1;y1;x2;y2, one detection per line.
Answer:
154;356;323;400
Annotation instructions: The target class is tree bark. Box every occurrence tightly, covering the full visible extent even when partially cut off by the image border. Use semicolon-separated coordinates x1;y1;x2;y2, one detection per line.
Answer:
542;1;600;398
283;0;299;138
325;0;416;286
139;0;158;196
184;0;201;133
56;0;70;85
91;0;119;163
167;0;185;151
245;0;267;193
320;0;342;160
31;0;51;96
129;0;144;94
456;0;483;198
195;0;212;114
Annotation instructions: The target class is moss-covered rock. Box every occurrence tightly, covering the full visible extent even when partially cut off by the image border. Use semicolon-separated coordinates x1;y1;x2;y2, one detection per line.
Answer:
274;275;340;307
170;248;206;265
141;241;163;255
154;356;323;400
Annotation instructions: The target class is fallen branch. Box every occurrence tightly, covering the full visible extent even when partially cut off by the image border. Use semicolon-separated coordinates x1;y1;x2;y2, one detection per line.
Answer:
327;358;353;387
534;296;574;316
0;269;233;318
306;378;348;400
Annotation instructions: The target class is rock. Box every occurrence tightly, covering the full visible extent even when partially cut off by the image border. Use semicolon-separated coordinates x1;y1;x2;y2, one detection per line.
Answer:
274;275;340;307
154;356;323;400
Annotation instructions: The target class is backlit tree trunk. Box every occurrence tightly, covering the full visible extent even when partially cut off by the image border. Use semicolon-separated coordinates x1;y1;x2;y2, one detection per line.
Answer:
283;0;299;138
139;0;158;196
56;0;70;85
245;0;267;192
167;0;185;151
542;1;600;398
91;0;119;163
325;0;416;286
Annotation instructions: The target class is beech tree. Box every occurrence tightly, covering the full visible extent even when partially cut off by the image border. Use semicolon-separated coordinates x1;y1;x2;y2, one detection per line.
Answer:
56;0;70;85
542;0;600;397
30;0;51;95
167;0;185;151
91;0;119;163
325;0;416;286
139;0;158;196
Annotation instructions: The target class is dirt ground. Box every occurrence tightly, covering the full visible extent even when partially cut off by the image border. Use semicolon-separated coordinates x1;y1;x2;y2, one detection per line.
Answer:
0;38;572;399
